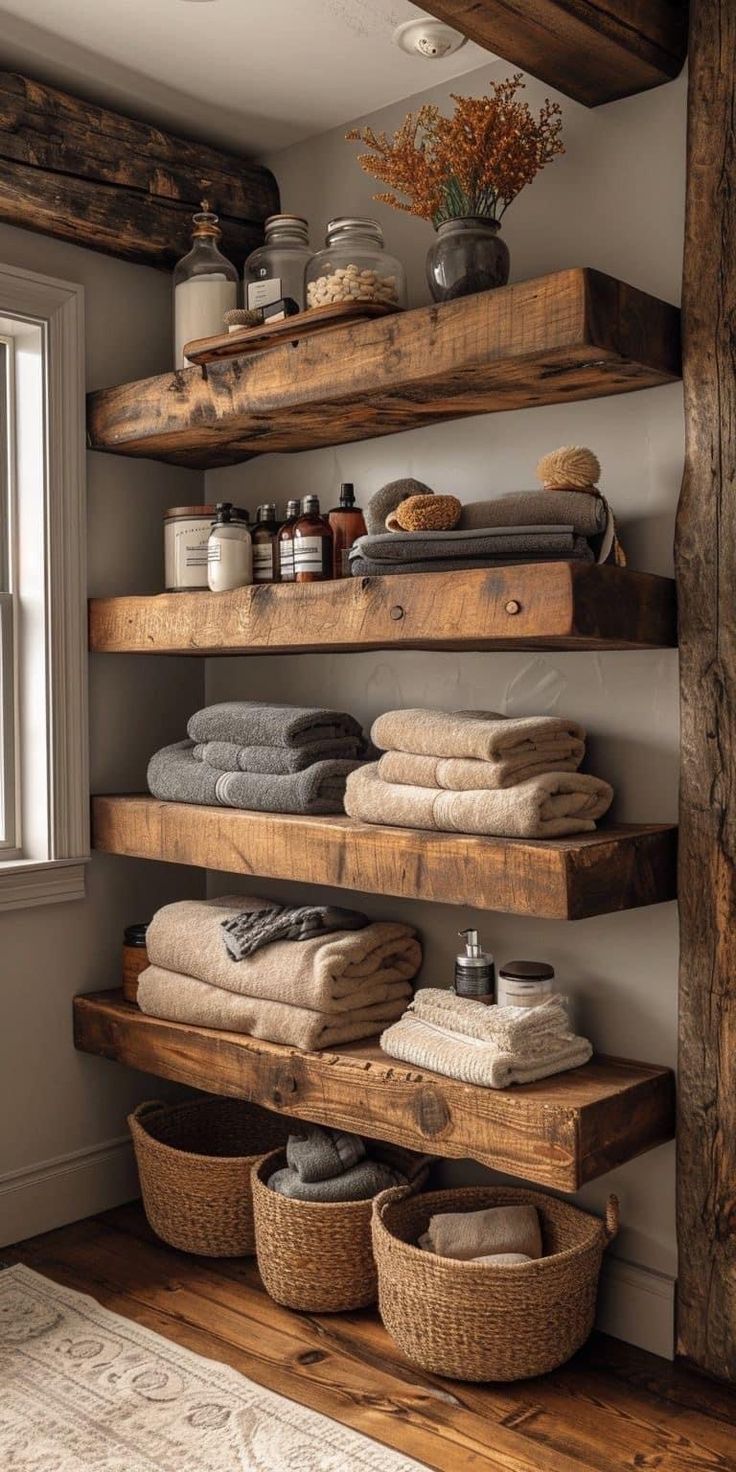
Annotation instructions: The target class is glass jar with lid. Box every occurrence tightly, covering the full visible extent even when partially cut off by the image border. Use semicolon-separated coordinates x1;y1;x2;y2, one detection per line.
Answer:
306;218;406;311
244;214;311;311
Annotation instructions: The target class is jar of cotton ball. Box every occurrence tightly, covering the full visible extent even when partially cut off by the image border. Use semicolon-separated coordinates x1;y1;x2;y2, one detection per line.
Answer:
306;219;406;310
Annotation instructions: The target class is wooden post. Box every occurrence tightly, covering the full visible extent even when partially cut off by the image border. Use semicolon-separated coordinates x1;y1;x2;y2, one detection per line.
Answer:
676;0;736;1379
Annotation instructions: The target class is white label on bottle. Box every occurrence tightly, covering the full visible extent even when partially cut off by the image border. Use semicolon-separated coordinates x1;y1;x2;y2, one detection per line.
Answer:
253;542;274;581
293;536;325;574
279;543;294;578
247;278;283;309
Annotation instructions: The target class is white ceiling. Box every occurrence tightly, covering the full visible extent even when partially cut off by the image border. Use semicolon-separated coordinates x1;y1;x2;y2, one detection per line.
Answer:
0;0;492;155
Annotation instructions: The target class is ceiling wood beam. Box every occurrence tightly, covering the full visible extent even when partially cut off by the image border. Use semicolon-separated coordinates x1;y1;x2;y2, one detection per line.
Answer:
422;2;687;106
0;71;279;269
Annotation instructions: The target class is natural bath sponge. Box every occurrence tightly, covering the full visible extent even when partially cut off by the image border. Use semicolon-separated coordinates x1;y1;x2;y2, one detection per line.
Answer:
387;494;462;532
536;446;601;492
365;478;434;535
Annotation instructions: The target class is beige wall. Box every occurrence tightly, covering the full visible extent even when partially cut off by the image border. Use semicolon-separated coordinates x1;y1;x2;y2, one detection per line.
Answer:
0;221;204;1244
205;62;685;1352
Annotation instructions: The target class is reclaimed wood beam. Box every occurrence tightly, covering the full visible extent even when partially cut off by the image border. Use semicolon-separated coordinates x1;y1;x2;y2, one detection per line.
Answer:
675;0;736;1383
422;1;687;106
0;71;279;269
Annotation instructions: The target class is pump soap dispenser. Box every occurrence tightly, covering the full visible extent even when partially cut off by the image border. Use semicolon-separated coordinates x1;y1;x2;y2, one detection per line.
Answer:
454;929;496;1004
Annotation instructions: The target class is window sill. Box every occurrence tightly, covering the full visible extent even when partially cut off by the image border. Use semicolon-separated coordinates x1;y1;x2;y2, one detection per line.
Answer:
0;857;88;911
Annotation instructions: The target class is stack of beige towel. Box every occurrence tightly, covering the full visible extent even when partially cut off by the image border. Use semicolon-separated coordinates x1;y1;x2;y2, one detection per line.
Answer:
344;708;613;839
419;1203;543;1265
381;989;593;1088
138;895;422;1051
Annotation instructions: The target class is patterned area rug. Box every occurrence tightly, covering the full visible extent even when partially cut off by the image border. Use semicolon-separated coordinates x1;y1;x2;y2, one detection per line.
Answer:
0;1264;428;1471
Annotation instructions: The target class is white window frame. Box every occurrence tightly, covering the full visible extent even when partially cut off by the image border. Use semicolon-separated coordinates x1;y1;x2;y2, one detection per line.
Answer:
0;263;88;910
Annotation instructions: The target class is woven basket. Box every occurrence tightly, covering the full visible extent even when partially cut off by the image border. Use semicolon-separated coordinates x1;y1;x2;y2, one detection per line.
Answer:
252;1145;431;1312
372;1184;619;1381
129;1097;293;1257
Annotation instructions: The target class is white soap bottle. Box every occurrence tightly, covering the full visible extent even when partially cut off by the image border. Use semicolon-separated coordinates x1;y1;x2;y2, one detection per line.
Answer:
207;504;252;591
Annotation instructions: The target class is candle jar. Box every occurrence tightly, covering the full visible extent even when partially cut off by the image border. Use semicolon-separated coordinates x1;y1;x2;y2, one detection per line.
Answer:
306;218;406;311
498;960;555;1009
122;923;149;1006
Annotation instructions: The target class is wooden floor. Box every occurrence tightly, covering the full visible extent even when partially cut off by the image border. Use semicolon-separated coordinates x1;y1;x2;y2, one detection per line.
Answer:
9;1203;736;1472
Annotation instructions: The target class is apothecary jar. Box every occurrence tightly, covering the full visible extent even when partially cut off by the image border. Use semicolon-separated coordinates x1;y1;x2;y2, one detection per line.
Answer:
244;214;312;310
305;218;407;310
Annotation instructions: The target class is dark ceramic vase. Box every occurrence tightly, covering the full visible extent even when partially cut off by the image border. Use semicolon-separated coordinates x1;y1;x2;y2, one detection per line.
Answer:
426;217;510;302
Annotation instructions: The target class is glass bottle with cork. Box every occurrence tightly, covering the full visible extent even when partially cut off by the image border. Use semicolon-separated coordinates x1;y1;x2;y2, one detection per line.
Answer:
328;482;366;578
173;201;238;369
277;499;301;583
293;496;334;581
252;503;281;583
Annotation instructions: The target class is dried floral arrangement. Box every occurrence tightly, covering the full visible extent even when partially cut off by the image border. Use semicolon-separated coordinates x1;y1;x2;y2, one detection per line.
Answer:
346;76;564;226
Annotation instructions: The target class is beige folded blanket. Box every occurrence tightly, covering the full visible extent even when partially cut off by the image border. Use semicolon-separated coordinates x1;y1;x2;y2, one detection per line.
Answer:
371;709;585;765
380;1012;593;1087
138;966;412;1051
147;896;421;1014
377;747;583;791
345;764;613;838
419;1205;542;1261
410;989;573;1048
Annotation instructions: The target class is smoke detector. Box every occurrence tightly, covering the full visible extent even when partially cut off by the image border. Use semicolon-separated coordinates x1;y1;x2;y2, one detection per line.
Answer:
393;17;467;59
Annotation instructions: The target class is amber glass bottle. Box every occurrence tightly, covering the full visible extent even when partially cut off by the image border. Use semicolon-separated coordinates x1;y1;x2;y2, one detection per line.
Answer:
328;482;367;578
252;503;280;583
293;495;334;582
276;499;301;583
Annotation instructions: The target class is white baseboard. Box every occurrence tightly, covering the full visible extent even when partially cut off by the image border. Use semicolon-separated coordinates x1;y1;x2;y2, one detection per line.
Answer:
0;1137;140;1248
597;1255;676;1359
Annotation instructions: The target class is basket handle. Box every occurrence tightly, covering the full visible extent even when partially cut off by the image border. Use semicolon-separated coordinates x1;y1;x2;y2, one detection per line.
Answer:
372;1182;412;1225
129;1099;166;1125
604;1194;620;1243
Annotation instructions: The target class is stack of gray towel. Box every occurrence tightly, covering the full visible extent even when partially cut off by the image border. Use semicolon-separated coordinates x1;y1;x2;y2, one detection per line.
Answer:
268;1126;412;1201
147;702;369;816
349;490;605;577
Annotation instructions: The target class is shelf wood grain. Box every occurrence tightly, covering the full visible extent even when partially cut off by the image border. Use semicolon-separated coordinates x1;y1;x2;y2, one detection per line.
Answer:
92;796;677;921
89;563;677;655
74;990;676;1192
422;2;687;107
86;269;681;469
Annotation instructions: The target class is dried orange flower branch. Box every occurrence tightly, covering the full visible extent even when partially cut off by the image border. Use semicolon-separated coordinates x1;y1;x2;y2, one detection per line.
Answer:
346;76;564;226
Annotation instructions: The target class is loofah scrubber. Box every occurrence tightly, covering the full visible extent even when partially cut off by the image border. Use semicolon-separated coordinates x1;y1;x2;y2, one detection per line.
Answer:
387;494;462;532
365;478;434;535
536;446;601;492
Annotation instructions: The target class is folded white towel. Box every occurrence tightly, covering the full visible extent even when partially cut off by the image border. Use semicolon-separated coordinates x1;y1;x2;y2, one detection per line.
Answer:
381;1011;593;1089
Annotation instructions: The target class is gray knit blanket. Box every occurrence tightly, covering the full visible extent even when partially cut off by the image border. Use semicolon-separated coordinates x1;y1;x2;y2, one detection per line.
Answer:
147;740;363;815
349;526;593;577
221;902;369;960
188;702;363;748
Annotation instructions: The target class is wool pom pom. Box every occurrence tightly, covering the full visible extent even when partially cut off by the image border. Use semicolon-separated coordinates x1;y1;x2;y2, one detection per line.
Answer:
536;446;601;491
365;478;434;535
387;494;462;532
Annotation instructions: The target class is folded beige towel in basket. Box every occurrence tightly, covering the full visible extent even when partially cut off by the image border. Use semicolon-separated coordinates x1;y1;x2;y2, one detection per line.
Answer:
137;965;412;1051
371;709;585;764
419;1204;543;1262
345;764;613;839
146;896;421;1014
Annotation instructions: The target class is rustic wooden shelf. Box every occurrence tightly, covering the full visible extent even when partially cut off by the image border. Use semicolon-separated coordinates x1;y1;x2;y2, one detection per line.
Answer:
86;269;681;468
89;563;677;655
422;2;687;108
73;990;675;1192
93;796;677;920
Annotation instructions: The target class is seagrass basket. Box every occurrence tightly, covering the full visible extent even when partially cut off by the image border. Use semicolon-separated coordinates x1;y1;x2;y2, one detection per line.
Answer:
252;1144;431;1312
372;1184;619;1381
129;1097;293;1257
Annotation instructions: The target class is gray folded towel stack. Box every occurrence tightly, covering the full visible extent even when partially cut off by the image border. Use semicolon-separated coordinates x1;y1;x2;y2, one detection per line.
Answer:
349;525;593;577
148;740;363;815
188;702;363;748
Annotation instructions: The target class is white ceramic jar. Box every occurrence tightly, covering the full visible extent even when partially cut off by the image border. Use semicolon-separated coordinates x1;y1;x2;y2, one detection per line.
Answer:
207;504;252;591
164;505;217;591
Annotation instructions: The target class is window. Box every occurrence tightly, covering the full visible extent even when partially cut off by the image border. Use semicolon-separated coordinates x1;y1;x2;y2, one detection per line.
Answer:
0;264;88;909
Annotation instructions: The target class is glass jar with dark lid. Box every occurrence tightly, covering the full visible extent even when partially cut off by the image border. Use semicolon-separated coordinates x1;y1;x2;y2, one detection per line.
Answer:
498;960;555;1009
306;218;406;311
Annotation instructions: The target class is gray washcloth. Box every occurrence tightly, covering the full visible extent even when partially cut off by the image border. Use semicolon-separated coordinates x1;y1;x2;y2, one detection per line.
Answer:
366;478;434;535
147;740;363;815
222;902;369;960
459;491;607;537
268;1158;407;1202
192;736;367;774
188;702;363;748
286;1126;366;1183
350;526;585;566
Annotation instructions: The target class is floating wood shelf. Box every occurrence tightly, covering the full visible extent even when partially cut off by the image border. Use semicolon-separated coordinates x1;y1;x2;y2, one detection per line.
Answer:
73;990;675;1192
422;2;687;108
86;269;681;469
93;796;677;920
89;563;677;655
